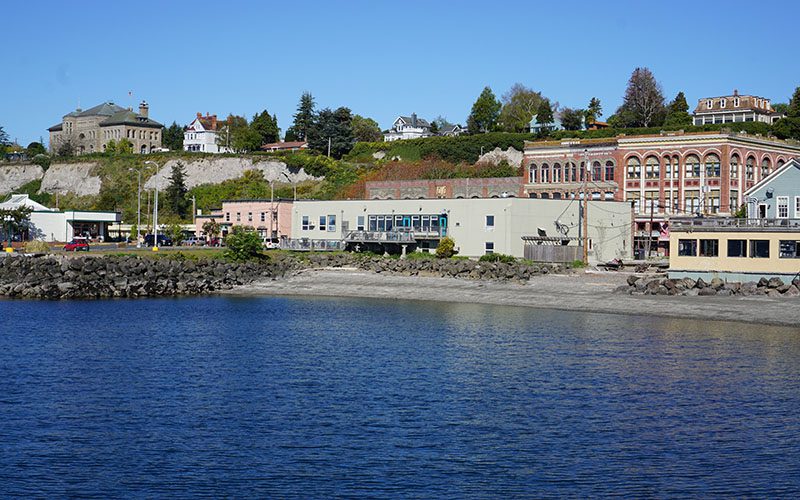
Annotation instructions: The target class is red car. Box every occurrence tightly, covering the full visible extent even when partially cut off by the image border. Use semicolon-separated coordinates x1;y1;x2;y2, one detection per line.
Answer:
64;238;90;252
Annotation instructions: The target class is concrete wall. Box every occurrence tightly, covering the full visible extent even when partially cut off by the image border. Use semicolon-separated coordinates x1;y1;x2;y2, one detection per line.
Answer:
290;198;632;261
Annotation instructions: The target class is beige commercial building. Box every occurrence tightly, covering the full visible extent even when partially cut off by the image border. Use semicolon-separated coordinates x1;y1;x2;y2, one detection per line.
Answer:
287;198;633;262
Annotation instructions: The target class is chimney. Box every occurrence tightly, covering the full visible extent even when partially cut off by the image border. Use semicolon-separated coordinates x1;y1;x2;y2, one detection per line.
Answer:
733;89;739;97
197;112;202;119
210;114;217;130
411;113;417;126
139;100;149;118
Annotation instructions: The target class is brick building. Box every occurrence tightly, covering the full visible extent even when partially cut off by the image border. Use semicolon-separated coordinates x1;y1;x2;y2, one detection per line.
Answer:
522;131;800;255
48;101;163;155
366;177;524;200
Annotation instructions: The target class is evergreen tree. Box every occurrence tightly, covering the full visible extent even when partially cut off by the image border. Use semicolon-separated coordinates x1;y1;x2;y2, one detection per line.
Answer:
165;162;190;218
535;100;554;127
284;126;298;142
308;107;354;159
251;110;279;145
585;97;603;123
162;122;184;151
787;86;800;118
663;91;692;128
613;67;666;127
292;92;316;141
0;125;9;146
467;86;501;133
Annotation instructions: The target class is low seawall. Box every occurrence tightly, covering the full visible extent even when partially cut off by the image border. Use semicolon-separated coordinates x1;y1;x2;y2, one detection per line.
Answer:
0;253;563;300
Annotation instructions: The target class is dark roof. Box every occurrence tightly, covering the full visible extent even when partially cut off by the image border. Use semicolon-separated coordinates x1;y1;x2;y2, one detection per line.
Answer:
398;115;431;128
48;123;63;132
100;110;163;128
72;101;128;118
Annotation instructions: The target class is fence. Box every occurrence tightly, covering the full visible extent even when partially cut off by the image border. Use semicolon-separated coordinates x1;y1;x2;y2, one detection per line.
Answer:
279;239;344;251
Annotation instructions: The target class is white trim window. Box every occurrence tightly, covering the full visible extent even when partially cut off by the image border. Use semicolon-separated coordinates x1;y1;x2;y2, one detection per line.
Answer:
720;99;726;108
485;214;495;229
795;196;800;218
302;216;310;230
319;215;327;231
485;242;494;255
777;196;789;219
707;99;713;109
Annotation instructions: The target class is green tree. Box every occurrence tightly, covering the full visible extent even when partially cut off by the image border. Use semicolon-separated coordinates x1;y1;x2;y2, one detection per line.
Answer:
292;91;316;141
586;97;603;123
0;125;9;146
162;122;184;151
787;86;800;118
202;218;221;240
216;114;249;152
773;103;789;115
56;140;74;157
284;126;298;142
498;84;544;132
224;225;264;261
467;86;501;133
0;206;33;243
432;116;454;132
535;100;554;129
560;107;585;130
117;138;133;154
351;114;382;142
429;120;439;135
663;91;692;128
25;141;46;157
772;117;800;140
614;67;666;127
308;107;354;159
251;110;280;145
435;236;456;258
165;162;190;218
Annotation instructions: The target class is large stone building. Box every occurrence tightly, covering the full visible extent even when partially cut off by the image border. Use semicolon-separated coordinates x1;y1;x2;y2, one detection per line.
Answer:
522;131;800;255
48;100;163;155
692;90;784;126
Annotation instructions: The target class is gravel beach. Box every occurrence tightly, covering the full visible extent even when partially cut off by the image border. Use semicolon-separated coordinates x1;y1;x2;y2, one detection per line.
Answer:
228;268;800;327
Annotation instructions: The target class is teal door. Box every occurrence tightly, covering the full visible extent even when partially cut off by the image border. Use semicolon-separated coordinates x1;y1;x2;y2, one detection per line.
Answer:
439;215;447;237
402;216;411;227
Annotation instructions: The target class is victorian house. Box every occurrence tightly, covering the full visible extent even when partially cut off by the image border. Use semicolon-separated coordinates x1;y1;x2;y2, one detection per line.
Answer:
692;90;785;126
383;114;433;141
183;112;231;153
48;101;163;155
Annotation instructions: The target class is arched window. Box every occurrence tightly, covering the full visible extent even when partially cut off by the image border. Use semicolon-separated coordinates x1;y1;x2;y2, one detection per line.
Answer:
592;161;602;181
626;157;641;179
605;160;615;181
777;159;786;168
529;163;537;183
704;153;720;178
746;156;755;180
761;157;771;179
568;162;578;182
553;162;561;183
730;154;740;180
541;163;550;183
140;145;147;154
645;156;659;179
685;155;700;178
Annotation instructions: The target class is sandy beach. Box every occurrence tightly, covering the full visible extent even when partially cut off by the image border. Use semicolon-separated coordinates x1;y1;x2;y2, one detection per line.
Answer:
227;268;800;327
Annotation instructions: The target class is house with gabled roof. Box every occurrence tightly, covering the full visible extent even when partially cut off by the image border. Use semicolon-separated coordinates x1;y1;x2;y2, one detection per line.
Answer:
184;113;231;153
383;113;433;142
48;100;163;155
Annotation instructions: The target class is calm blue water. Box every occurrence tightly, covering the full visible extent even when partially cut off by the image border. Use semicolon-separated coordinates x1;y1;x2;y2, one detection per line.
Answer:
0;296;799;498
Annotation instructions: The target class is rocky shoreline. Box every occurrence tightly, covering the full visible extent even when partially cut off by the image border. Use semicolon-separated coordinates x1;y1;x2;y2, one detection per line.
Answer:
0;252;562;300
616;274;800;297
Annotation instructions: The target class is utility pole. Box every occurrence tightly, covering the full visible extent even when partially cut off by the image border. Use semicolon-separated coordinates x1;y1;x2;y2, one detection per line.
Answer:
582;150;589;265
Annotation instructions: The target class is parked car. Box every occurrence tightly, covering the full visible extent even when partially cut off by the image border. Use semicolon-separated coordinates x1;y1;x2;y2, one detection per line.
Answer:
64;238;90;252
207;237;222;247
143;234;173;247
180;236;204;246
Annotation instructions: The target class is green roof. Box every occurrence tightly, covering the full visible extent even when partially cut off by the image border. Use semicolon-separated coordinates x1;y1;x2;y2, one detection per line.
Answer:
100;110;163;128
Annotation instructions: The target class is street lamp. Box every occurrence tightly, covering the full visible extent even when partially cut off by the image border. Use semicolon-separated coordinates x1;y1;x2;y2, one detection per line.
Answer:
3;215;12;251
129;167;142;247
144;160;160;249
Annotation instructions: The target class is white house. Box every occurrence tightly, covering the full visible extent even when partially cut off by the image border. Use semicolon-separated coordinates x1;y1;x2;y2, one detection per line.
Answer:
383;114;433;142
184;113;231;153
1;194;121;242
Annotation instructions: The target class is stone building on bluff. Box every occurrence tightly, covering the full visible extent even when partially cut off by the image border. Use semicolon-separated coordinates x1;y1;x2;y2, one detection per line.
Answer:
48;100;163;155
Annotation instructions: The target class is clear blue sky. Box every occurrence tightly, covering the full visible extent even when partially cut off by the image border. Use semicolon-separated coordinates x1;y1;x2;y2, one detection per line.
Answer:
2;0;799;146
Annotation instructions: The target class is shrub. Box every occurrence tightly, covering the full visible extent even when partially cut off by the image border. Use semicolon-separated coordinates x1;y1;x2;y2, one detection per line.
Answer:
223;225;264;261
435;236;456;258
570;259;587;268
479;253;516;264
24;240;50;253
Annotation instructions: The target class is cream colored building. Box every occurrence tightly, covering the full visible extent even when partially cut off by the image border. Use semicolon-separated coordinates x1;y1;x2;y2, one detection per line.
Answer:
669;218;800;281
48;100;163;155
287;198;633;262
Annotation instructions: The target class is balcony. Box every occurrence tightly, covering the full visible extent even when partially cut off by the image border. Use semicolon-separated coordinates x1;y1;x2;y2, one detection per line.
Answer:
344;230;417;244
671;217;800;232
